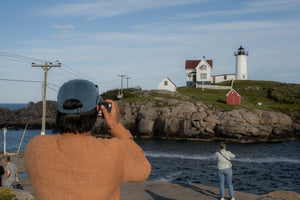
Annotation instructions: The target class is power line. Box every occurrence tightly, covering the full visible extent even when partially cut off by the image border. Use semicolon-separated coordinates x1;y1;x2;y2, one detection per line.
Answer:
51;69;77;80
0;57;32;63
0;50;48;63
58;66;86;79
47;85;58;93
0;50;103;85
47;83;60;88
63;63;94;80
0;78;43;83
0;78;59;87
59;63;102;85
0;50;119;91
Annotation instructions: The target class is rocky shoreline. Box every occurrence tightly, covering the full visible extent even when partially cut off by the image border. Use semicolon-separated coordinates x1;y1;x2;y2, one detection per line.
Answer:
0;96;299;143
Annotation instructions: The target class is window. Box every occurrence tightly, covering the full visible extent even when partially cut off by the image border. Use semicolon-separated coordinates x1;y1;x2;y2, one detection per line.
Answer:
164;81;168;86
200;73;207;79
224;75;227;80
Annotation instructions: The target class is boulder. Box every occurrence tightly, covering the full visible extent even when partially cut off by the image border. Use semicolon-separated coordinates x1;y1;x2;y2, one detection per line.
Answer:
137;119;155;136
263;190;300;200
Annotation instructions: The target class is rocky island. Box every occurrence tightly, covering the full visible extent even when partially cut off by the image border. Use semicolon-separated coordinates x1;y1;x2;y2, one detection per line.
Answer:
0;88;299;143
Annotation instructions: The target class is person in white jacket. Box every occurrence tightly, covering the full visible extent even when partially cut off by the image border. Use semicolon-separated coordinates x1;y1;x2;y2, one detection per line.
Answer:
212;142;236;200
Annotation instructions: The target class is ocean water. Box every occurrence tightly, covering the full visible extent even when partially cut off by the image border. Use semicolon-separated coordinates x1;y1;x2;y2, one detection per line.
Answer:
1;104;299;195
0;103;28;110
0;128;299;195
140;139;300;195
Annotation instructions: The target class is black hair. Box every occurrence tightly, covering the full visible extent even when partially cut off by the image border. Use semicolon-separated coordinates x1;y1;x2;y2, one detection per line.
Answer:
3;155;10;162
63;99;83;110
56;99;98;134
219;142;226;149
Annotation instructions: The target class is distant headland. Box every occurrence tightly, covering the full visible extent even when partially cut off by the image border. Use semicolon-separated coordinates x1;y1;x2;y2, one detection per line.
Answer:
1;80;299;143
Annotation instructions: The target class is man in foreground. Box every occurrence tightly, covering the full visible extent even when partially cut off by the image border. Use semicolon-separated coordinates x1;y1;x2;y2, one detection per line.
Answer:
25;79;151;200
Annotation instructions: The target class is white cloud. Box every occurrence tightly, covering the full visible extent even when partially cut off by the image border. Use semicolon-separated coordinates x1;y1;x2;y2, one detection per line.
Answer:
247;0;299;8
53;24;75;30
172;0;300;19
43;0;207;19
185;21;288;32
87;31;181;44
51;34;69;39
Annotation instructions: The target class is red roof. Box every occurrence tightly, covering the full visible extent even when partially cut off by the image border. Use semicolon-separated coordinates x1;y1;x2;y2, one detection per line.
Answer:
226;89;240;96
166;77;176;86
185;60;213;69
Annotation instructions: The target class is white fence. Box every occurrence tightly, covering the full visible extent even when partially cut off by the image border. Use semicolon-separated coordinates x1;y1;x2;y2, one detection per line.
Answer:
196;85;232;90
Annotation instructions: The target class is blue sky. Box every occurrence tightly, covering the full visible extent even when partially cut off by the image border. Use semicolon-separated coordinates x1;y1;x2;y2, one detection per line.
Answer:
0;0;299;103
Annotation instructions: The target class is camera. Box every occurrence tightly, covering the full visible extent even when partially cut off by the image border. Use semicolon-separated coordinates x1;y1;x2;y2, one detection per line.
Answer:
99;102;112;113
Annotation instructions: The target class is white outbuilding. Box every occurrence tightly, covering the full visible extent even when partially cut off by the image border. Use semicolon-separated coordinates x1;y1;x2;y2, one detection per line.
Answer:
157;77;176;92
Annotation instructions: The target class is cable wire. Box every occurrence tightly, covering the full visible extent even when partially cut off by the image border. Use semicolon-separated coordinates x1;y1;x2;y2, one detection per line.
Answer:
0;57;33;63
0;50;48;63
0;78;43;83
57;63;102;85
47;85;58;93
0;78;59;88
0;50;117;90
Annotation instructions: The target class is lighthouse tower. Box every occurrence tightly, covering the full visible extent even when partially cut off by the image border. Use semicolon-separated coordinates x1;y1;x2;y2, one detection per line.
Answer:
234;46;248;80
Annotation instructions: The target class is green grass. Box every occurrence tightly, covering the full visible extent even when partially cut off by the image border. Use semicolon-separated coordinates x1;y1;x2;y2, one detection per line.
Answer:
101;80;300;114
178;80;300;112
101;88;183;106
177;86;234;110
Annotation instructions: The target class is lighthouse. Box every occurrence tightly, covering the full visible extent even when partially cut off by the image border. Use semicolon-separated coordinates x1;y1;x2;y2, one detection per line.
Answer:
234;46;248;80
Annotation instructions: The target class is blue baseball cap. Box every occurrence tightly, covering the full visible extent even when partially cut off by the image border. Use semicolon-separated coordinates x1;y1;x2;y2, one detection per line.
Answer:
57;79;100;114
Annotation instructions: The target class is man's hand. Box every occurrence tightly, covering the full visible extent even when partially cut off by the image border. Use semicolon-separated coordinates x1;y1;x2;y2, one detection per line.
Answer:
100;99;120;131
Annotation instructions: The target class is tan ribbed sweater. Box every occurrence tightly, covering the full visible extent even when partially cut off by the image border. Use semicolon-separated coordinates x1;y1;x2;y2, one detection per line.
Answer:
24;123;151;200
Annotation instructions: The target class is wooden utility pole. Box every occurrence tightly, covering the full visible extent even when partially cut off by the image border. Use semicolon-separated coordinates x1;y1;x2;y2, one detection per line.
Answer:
32;62;61;135
3;127;7;154
117;75;126;98
125;77;131;88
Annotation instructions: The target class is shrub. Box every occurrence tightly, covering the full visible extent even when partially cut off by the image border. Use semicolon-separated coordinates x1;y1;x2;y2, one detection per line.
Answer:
100;89;120;100
268;83;299;104
0;187;15;200
100;88;142;100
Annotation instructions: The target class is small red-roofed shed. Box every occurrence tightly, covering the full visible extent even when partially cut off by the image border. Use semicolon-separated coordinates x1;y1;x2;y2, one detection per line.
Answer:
226;89;241;105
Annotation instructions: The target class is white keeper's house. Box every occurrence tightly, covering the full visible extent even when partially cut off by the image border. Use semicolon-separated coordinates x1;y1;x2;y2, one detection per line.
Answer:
185;46;248;88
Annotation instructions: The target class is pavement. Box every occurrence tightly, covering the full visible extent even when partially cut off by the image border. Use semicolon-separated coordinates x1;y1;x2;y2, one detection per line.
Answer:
19;177;300;200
